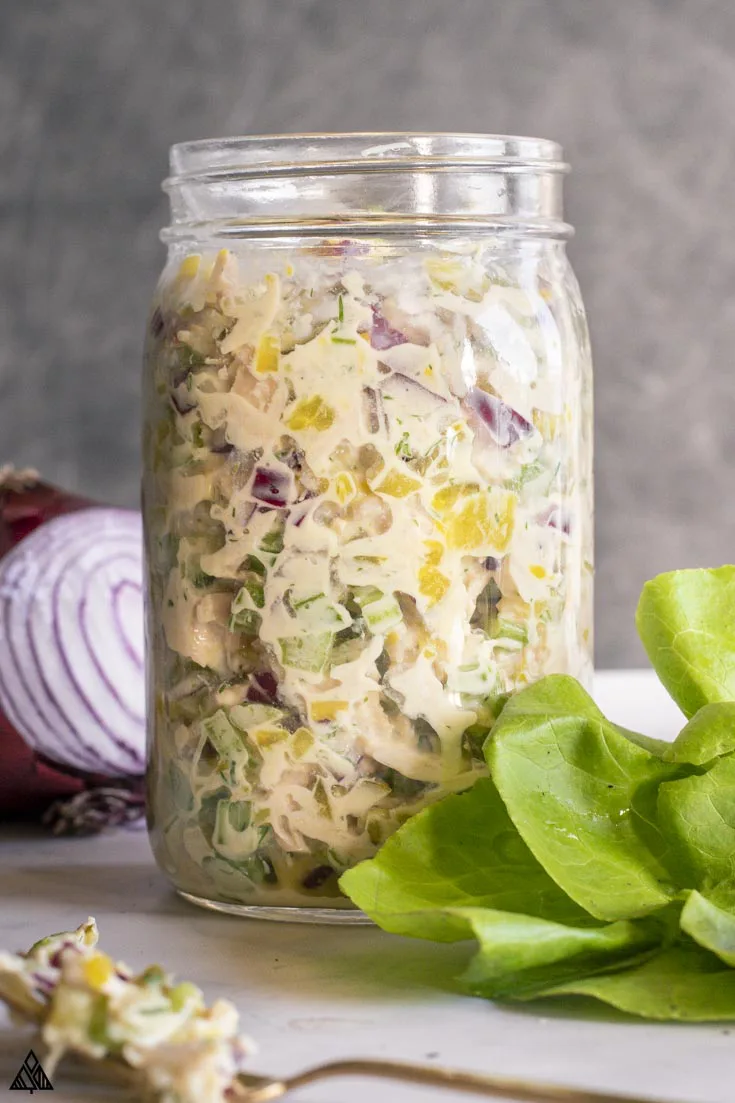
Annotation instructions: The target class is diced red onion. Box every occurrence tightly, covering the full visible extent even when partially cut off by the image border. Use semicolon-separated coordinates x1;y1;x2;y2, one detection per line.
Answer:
246;671;279;705
362;386;386;434
288;499;314;527
0;509;145;777
380;372;449;416
149;307;165;338
369;306;409;351
538;504;573;536
171;387;197;416
463;387;534;448
250;466;294;508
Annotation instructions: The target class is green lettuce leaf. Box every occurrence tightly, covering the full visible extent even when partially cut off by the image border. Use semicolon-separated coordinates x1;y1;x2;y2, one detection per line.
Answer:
547;943;735;1020
340;778;660;998
680;886;735;966
657;754;735;886
458;909;659;1000
485;676;683;920
339;778;587;941
636;566;735;718
663;702;735;765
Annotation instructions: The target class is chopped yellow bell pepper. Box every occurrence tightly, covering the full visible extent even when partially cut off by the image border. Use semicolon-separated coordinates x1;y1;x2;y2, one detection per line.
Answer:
310;700;349;722
444;488;516;553
418;565;451;605
375;470;422;498
286;395;336;431
255;334;280;373
83;952;114;990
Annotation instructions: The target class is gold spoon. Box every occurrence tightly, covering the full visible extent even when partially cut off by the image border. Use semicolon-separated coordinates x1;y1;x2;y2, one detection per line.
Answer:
231;1059;681;1103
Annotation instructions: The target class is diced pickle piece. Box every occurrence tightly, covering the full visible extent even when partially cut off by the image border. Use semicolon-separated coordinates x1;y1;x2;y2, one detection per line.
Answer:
279;632;333;672
286;395;336;431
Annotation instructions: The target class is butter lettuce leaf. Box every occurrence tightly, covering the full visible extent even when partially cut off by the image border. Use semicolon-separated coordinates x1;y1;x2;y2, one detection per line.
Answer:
458;909;659;1000
547;943;735;1021
485;676;683;920
637;566;735;718
680;886;735;966
657;754;735;887
340;777;587;941
663;701;735;765
340;778;660;997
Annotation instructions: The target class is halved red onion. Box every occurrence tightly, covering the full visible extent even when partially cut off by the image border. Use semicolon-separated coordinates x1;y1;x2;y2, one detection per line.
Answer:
464;387;534;448
0;509;145;777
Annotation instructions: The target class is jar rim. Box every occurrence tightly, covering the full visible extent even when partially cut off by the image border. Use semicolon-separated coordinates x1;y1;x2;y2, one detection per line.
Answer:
166;132;568;186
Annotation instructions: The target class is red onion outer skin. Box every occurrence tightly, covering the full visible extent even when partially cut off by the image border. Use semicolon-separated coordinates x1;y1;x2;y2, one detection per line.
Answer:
0;478;94;559
0;477;144;823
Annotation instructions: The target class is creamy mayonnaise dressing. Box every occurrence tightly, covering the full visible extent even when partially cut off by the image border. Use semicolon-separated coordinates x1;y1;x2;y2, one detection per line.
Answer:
144;241;592;906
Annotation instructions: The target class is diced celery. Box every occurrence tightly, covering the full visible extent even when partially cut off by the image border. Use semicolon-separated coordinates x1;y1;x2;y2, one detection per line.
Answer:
201;710;246;758
169;981;201;1012
213;798;252;847
259;522;284;561
229;607;262;635
230;703;283;731
232;579;265;613
505;460;546;494
87;994;113;1049
291;591;351;630
450;664;496;696
312;778;332;818
241;554;266;577
227;800;251;832
168;762;194;811
492;618;529;646
353;588;403;633
278;632;333;672
292;591;326;610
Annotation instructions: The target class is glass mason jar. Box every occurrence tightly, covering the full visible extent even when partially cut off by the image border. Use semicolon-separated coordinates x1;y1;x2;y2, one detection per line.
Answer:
143;134;593;920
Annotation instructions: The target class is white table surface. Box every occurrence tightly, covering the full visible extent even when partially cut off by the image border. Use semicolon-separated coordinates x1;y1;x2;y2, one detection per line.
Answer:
1;671;731;1103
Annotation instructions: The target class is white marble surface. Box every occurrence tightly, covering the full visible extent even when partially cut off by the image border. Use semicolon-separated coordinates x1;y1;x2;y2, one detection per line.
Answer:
1;671;730;1103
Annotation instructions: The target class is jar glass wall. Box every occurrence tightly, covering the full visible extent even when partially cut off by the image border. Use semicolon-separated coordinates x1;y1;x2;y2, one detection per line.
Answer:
143;135;593;918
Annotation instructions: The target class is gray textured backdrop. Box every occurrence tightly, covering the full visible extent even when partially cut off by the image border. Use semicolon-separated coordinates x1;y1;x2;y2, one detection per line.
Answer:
2;0;735;667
